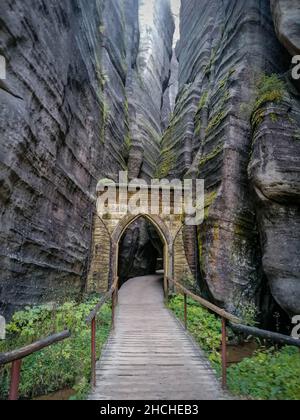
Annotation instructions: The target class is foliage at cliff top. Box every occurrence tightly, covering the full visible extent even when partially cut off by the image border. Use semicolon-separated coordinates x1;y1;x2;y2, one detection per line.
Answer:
254;74;285;111
0;298;111;400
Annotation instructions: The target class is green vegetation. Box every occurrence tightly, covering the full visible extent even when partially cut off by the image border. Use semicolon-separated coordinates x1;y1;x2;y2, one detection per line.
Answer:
123;133;132;160
232;294;259;328
228;347;300;400
155;140;176;179
204;48;217;77
0;298;111;400
195;91;209;136
99;24;105;35
168;296;222;367
293;131;300;141
100;101;110;145
169;295;300;400
198;144;223;168
254;74;285;109
204;190;217;219
204;68;234;136
196;190;218;223
123;98;132;165
198;91;208;112
205;110;225;135
251;74;285;129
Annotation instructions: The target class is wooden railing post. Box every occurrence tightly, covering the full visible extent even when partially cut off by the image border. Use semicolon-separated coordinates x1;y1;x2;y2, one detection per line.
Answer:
184;293;188;330
221;317;227;389
9;359;22;401
112;289;115;330
115;277;119;306
91;317;96;388
164;276;168;301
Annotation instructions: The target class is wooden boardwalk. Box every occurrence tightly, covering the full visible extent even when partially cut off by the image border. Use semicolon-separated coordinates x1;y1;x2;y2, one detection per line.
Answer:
88;275;229;400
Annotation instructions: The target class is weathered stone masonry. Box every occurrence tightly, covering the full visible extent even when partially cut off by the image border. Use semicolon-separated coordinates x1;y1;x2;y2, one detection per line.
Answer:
87;184;193;292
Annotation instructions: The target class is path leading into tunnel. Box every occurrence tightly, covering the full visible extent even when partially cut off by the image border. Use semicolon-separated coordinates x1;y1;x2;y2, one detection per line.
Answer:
88;275;229;400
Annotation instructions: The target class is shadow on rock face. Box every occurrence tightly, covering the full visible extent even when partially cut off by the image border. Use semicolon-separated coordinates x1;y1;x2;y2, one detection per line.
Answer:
118;217;164;286
271;0;300;56
249;87;300;316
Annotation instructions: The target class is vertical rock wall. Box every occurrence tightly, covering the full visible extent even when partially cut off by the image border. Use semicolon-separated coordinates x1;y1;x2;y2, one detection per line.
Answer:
1;0;299;319
0;0;105;316
249;0;300;316
160;0;297;316
0;0;176;316
126;0;175;180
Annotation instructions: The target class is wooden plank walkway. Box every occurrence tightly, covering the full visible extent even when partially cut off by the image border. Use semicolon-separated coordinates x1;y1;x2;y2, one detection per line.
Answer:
88;275;229;400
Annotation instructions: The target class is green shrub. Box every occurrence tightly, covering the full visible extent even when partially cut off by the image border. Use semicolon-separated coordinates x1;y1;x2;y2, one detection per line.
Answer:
169;295;300;400
227;346;300;400
168;295;222;366
0;297;111;400
254;74;285;111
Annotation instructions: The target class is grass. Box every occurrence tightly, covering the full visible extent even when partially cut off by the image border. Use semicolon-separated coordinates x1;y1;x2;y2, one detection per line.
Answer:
168;296;222;367
2;294;299;400
0;297;112;400
168;295;300;400
228;346;300;400
251;74;285;129
254;74;285;108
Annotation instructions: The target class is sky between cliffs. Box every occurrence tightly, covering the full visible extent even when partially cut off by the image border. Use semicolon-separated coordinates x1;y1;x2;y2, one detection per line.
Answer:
139;0;181;46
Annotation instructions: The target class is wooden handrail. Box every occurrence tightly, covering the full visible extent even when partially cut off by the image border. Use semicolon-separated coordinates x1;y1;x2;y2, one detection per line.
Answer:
0;330;71;400
86;276;119;388
167;277;240;324
167;277;300;390
230;323;300;348
86;277;119;325
0;330;71;366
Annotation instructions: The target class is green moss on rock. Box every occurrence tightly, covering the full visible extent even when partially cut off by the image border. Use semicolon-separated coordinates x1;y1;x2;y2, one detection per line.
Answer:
199;145;223;168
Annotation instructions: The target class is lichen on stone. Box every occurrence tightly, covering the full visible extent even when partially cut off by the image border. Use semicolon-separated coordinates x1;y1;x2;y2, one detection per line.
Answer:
198;144;223;168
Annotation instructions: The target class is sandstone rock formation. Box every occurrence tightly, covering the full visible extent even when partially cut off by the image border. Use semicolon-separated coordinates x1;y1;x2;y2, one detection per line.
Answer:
0;0;175;317
271;0;300;56
249;81;300;315
0;0;299;321
160;0;299;318
0;0;106;316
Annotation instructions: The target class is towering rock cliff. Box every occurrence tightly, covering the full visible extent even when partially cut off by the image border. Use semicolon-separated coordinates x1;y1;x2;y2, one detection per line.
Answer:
249;0;300;316
0;0;299;321
126;0;175;180
160;0;299;318
0;0;175;316
271;0;300;56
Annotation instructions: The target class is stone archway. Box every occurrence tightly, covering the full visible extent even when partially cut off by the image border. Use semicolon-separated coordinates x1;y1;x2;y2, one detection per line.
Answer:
111;213;173;296
86;183;193;294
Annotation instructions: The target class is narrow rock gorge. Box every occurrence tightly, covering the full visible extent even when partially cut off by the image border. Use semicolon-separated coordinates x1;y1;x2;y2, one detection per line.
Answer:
0;0;299;325
159;0;300;321
0;0;176;317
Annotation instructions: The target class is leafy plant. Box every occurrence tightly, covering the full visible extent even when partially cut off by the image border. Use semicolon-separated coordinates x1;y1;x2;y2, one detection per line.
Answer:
227;346;300;400
168;296;222;367
169;295;300;400
0;297;111;400
231;293;260;327
254;74;285;111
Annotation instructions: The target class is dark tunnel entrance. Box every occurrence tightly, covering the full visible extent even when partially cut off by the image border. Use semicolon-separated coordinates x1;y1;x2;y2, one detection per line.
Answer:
117;216;164;287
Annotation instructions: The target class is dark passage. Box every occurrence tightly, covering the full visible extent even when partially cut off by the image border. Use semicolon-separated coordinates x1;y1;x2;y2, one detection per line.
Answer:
118;217;164;286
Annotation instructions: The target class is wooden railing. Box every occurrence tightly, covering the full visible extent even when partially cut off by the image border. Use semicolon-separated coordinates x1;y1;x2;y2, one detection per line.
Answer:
166;277;300;389
167;277;239;388
86;277;119;387
2;276;299;399
0;330;71;400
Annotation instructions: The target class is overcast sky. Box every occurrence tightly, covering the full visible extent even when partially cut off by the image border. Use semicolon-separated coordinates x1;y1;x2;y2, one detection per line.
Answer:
139;0;181;45
170;0;180;45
